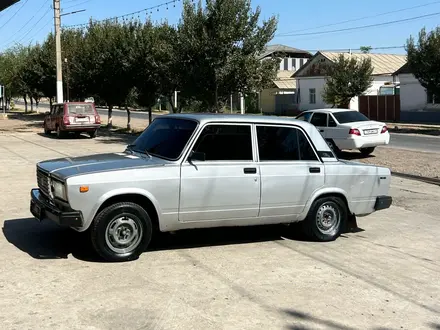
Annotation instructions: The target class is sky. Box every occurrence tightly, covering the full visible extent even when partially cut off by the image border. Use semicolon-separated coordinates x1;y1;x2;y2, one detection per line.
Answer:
0;0;439;53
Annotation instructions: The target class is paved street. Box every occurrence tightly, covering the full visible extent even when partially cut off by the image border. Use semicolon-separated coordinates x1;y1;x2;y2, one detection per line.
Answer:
0;131;439;329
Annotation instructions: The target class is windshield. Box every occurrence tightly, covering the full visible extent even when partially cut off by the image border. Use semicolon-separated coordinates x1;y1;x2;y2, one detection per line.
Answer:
333;111;369;124
68;104;95;114
128;117;198;160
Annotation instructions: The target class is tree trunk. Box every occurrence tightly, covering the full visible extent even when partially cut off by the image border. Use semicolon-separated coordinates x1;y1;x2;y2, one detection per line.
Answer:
30;97;34;112
168;95;176;113
108;105;113;130
214;84;219;113
126;106;131;131
23;95;28;113
148;106;152;125
49;98;53;108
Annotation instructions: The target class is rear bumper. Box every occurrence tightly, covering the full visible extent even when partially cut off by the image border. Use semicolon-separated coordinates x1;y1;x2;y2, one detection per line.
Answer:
30;188;83;227
335;132;390;150
374;195;393;211
63;124;100;131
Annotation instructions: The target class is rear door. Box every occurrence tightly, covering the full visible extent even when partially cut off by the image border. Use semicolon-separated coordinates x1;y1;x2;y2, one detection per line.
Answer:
67;103;95;126
310;112;328;138
256;124;325;217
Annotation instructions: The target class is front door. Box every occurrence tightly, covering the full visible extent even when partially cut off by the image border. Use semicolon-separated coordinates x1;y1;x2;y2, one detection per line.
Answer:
179;123;260;222
256;124;325;217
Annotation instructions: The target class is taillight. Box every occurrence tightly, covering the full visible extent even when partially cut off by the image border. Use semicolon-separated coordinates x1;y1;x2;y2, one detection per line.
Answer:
95;115;101;124
381;126;388;133
63;116;70;125
349;128;361;136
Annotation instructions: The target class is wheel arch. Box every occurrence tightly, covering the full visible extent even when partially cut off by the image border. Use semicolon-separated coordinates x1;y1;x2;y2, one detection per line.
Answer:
300;188;352;220
91;189;162;231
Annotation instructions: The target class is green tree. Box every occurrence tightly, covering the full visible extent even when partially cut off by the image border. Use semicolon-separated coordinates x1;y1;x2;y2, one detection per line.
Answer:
177;0;279;112
406;27;440;102
322;54;374;108
360;46;372;54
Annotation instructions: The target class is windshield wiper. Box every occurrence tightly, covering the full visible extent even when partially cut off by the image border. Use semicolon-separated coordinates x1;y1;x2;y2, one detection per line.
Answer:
125;144;152;158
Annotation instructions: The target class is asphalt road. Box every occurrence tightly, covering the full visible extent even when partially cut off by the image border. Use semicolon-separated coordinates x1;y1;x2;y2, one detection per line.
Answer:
13;101;440;153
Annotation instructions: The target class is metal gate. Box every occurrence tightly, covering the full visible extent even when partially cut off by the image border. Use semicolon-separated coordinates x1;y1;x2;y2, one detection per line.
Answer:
358;95;400;122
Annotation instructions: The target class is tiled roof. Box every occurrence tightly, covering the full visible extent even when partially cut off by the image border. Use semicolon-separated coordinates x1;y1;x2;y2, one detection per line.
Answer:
259;44;311;59
320;52;407;75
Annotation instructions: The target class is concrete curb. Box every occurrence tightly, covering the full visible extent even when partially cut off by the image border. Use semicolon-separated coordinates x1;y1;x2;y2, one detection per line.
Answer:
392;171;440;187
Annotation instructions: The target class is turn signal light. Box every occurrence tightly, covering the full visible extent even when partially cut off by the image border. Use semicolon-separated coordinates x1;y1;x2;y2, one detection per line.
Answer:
349;128;361;136
79;186;89;193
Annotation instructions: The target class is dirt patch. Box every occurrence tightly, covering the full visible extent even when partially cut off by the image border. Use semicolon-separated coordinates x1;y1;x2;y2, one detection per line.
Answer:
342;148;440;179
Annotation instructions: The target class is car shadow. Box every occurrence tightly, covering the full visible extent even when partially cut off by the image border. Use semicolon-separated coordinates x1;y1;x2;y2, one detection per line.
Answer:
3;218;323;262
36;132;91;140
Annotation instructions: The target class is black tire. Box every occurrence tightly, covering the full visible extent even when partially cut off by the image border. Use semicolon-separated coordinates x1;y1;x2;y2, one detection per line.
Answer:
89;129;98;138
360;147;375;156
44;123;50;135
56;126;65;139
90;202;152;262
326;139;341;156
74;132;82;138
302;196;347;242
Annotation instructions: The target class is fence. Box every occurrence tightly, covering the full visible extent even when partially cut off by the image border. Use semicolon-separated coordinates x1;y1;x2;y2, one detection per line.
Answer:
358;95;400;122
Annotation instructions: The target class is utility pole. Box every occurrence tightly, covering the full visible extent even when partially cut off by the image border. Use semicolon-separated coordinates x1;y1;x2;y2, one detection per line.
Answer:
54;0;63;103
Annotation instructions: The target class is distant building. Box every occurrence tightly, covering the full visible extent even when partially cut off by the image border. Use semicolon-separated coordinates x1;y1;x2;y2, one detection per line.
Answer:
292;51;407;111
259;45;312;115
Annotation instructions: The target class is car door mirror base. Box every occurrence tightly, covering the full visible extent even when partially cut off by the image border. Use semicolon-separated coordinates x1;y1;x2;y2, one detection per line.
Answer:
188;151;206;162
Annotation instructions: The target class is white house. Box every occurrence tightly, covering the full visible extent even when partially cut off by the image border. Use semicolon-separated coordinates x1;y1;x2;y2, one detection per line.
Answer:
258;44;312;115
292;51;407;111
393;63;440;111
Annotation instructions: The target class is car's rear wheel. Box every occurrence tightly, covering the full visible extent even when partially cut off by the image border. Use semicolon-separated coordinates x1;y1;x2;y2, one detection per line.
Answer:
89;129;98;138
56;126;65;139
44;123;50;135
90;202;152;262
302;196;347;241
326;139;341;156
360;147;375;156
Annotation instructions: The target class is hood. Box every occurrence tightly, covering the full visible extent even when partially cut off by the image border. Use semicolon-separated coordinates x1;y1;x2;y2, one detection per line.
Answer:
37;151;167;179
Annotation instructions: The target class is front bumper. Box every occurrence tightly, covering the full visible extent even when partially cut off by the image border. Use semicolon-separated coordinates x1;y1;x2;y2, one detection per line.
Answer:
374;195;393;211
30;188;83;227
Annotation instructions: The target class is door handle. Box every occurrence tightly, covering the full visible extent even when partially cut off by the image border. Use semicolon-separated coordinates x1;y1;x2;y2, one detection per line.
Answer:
243;167;257;174
309;167;321;173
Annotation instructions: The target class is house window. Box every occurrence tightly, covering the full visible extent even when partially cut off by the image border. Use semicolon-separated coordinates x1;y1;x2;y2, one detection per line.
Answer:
284;58;288;70
309;88;316;104
300;58;304;67
427;91;440;104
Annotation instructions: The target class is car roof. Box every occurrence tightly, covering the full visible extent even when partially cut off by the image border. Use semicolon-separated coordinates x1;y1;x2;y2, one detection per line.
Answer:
164;113;314;127
301;108;354;114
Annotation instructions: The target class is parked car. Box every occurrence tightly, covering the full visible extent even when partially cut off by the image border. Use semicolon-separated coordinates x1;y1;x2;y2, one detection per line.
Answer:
43;102;101;138
30;114;392;262
295;109;390;156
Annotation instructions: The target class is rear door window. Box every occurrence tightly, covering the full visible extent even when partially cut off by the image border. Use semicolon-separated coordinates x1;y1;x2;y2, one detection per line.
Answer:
67;104;95;115
310;113;327;127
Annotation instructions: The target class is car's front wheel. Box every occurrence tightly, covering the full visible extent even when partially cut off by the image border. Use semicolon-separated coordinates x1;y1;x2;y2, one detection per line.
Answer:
90;202;152;262
302;196;347;241
44;123;50;135
359;147;375;156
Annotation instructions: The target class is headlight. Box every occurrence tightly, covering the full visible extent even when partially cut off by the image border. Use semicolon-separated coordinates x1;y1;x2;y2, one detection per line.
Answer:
51;180;67;200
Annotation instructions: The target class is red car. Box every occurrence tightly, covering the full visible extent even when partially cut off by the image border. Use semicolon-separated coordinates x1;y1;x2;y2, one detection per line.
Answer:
43;102;101;138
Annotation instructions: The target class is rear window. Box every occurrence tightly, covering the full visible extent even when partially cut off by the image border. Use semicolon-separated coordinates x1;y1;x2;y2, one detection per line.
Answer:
67;104;95;115
333;111;369;124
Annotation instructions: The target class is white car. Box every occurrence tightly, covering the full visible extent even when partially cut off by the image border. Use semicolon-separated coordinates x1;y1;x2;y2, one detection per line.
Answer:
296;109;390;156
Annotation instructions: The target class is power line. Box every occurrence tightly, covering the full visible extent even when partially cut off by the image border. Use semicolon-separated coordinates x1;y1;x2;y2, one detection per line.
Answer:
277;1;440;36
304;46;405;53
64;0;183;28
0;0;30;31
1;0;49;45
278;12;440;37
63;0;92;11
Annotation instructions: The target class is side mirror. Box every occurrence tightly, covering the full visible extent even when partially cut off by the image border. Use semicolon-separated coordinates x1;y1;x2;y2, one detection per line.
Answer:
188;151;206;162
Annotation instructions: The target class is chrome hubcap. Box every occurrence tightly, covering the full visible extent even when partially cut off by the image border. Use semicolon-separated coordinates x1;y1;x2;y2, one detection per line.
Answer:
105;216;142;254
316;202;340;235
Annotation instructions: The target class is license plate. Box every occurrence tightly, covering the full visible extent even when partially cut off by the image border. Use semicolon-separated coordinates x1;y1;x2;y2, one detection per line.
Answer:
363;129;378;135
76;117;88;122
